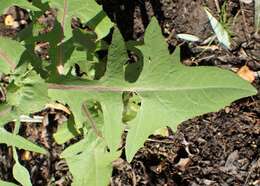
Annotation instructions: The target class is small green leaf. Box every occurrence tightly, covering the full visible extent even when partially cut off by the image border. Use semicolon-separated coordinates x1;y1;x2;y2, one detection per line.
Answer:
49;0;113;40
87;11;114;40
0;37;25;74
12;148;32;186
0;180;18;186
7;70;49;115
0;0;39;13
61;130;95;158
122;92;141;123
177;33;200;42
54;117;79;144
0;128;47;154
61;138;87;158
65;139;119;186
0;104;18;126
204;8;231;49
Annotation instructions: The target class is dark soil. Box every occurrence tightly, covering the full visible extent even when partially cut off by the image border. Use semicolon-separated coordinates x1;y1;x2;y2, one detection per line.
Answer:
0;0;259;186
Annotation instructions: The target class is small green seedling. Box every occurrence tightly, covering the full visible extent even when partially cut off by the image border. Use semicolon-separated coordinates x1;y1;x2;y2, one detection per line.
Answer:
204;4;232;49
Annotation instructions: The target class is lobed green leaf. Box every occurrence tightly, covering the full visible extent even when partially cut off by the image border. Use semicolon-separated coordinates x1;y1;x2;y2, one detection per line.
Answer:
0;128;47;154
49;0;113;40
49;18;256;162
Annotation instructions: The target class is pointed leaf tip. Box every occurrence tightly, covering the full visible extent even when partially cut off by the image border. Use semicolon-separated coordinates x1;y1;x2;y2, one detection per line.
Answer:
103;26;127;84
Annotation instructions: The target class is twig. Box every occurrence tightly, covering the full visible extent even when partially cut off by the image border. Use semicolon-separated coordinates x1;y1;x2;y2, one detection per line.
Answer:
146;138;175;144
239;1;250;40
19;115;44;123
214;0;221;13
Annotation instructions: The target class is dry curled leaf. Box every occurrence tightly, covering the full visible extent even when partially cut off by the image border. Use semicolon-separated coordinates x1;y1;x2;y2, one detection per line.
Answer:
237;65;255;83
21;151;32;161
45;103;71;114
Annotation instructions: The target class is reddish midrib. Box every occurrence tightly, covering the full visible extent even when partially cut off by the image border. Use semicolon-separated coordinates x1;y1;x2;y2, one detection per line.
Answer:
48;83;250;93
48;83;125;92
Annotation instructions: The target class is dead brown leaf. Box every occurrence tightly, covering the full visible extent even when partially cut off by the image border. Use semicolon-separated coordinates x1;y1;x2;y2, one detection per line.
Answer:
45;103;71;114
237;65;255;83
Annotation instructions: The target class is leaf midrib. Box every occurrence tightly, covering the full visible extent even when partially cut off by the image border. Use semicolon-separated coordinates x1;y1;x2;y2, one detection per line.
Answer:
48;83;254;93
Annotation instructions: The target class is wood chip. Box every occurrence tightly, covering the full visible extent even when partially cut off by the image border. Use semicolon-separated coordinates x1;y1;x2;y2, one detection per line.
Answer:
4;15;14;26
237;65;255;83
175;158;192;171
4;15;19;29
21;151;32;161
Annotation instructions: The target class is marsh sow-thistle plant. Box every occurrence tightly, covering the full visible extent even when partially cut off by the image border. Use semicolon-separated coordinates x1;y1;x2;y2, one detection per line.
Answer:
0;1;257;185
